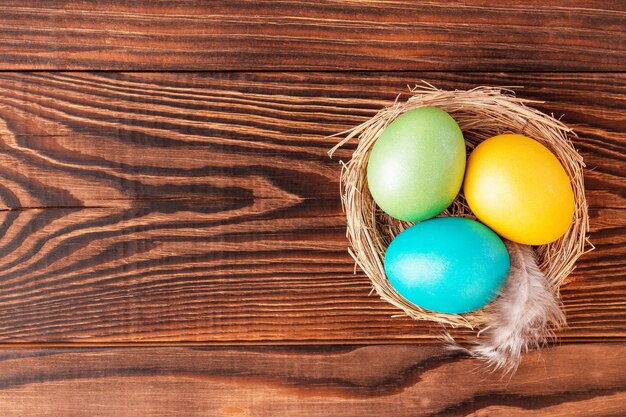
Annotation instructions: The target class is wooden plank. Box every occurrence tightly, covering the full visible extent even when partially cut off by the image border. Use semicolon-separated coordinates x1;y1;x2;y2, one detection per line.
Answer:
0;72;623;343
0;1;624;71
0;344;624;416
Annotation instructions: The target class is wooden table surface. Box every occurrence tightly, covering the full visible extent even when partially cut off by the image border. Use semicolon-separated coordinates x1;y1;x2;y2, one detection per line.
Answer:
0;1;624;415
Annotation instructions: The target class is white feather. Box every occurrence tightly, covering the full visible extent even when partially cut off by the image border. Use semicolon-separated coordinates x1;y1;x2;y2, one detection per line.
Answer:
447;241;566;373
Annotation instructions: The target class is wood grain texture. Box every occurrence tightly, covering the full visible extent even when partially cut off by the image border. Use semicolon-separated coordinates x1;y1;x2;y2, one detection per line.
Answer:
0;71;623;343
0;344;624;416
0;1;625;71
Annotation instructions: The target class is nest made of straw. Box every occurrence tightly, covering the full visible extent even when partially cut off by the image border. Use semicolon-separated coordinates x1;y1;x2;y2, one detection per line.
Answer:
329;84;590;329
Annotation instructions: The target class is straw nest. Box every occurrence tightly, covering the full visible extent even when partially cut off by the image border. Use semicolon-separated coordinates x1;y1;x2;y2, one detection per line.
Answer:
329;84;591;329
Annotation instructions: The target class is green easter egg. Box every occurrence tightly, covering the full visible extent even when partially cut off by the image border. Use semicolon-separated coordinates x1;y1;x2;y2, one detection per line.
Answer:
366;107;466;222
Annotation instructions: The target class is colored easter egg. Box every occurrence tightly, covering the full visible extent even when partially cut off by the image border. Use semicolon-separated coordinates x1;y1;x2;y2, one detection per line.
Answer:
366;107;466;222
464;134;575;245
384;217;510;314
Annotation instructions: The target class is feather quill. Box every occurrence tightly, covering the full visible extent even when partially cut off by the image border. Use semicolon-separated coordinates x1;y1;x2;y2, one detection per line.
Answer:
447;241;566;373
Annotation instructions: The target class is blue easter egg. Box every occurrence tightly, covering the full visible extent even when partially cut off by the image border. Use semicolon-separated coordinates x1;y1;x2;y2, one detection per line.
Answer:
384;217;510;314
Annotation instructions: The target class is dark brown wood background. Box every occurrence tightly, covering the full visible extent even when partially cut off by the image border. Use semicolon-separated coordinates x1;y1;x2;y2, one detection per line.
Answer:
0;1;624;415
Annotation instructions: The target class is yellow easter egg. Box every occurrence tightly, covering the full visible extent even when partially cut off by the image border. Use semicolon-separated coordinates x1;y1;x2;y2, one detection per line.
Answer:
464;134;575;245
